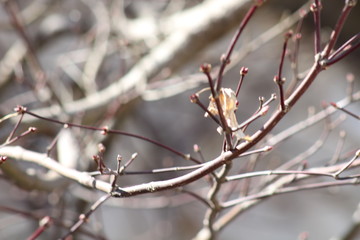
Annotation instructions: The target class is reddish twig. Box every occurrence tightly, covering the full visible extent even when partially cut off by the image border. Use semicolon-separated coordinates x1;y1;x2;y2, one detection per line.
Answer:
286;9;307;97
274;31;292;112
27;216;53;240
310;0;322;54
215;3;260;91
22;108;201;164
198;63;234;148
322;0;357;58
5;108;24;142
61;194;111;239
330;102;359;120
222;178;359;209
237;105;269;131
235;67;248;97
323;33;360;67
190;94;221;126
179;188;212;208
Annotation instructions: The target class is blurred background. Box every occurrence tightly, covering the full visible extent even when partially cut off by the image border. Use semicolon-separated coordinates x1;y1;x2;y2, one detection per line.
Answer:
0;0;359;239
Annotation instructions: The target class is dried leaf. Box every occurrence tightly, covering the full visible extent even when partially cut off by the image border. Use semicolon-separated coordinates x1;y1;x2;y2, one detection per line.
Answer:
205;88;245;140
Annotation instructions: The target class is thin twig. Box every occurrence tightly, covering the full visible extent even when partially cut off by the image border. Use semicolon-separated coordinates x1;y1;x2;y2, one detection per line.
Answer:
221;178;359;209
190;94;221;126
330;102;360;120
5;111;24;142
310;0;322;54
323;33;360;67
60;194;111;239
235;67;248;97
27;216;53;240
179;188;212;208
322;0;357;58
333;150;360;178
274;31;292;112
23;108;201;164
286;10;306;97
329;130;346;165
215;3;259;91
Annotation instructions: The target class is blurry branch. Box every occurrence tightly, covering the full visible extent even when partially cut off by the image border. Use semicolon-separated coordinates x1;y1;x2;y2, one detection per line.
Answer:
70;184;200;209
0;0;53;30
228;1;309;72
330;101;360;120
332;202;360;240
23;0;253;121
0;0;306;113
267;90;360;146
3;1;63;106
213;159;360;233
0;206;105;240
223;152;360;208
1;0;358;200
0;40;27;87
0;129;81;192
1;145;360;199
0;146;111;192
61;194;111;240
0;8;87;89
80;0;110;94
143;2;307;102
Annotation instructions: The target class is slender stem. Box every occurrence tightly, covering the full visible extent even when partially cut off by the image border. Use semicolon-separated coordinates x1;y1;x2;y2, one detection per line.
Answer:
27;216;52;240
61;194;111;239
6;112;24;142
278;31;292;111
23;109;201;164
221;178;359;208
121;153;138;172
201;161;232;236
235;67;248;97
226;169;334;182
190;94;221;126
328;33;360;60
179;188;212;208
215;4;259;91
236;105;269;130
323;33;360;67
0;112;19;124
197;64;232;146
330;102;360;120
3;127;36;147
322;0;356;58
200;64;217;100
3;1;42;76
329;131;346;165
214;96;234;150
334;150;360;178
311;0;322;54
286;10;306;97
89;147;271;176
0;207;104;239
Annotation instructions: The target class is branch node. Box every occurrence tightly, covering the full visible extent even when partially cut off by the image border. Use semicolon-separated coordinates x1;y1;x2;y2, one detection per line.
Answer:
14;105;26;114
101;126;109;135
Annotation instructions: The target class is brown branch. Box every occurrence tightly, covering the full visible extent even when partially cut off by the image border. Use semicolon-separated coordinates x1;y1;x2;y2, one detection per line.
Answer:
215;3;260;91
322;0;357;58
61;194;111;239
310;0;322;54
